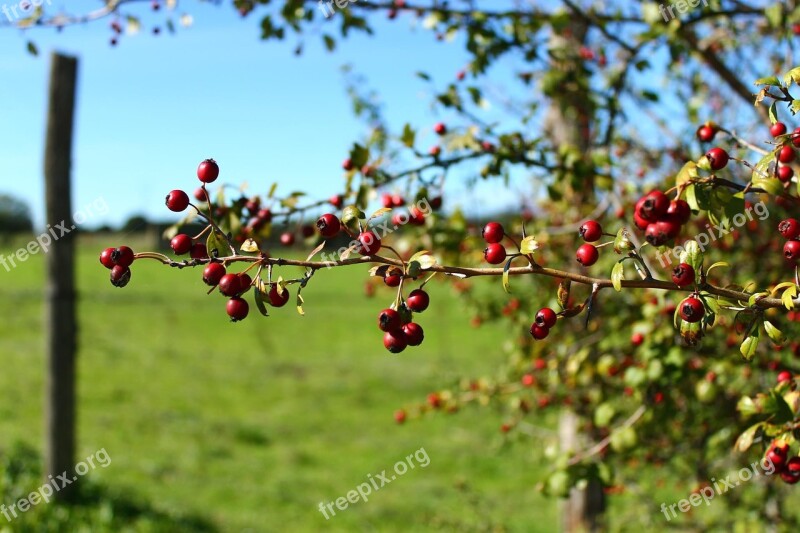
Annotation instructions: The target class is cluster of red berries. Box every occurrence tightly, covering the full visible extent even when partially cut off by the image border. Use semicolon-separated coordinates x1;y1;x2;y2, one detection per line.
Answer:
778;218;800;263
770;122;800;182
529;307;558;340
765;440;800;484
576;219;603;266
482;221;507;264
632;190;692;247
378;289;429;353
99;246;135;287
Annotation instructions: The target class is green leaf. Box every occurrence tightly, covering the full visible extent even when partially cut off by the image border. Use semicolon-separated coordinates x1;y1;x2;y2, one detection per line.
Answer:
296;292;305;316
755;75;782;87
769;102;779;124
406;260;421;278
400;123;416;148
519;236;539;254
706;261;729;277
679;240;703;275
341;205;366;224
613;228;635;254
740;334;759;360
206;230;229;259
764;321;786;345
766;4;783;28
611;262;624;292
735;423;764;452
785;67;800;88
782;285;797;310
348;143;370;169
502;258;512;293
752;178;784;196
253;278;270;317
322;34;335;51
594;403;615;427
26;41;38;56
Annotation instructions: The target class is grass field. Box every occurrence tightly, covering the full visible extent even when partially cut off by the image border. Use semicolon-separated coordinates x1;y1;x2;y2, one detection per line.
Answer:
0;234;559;532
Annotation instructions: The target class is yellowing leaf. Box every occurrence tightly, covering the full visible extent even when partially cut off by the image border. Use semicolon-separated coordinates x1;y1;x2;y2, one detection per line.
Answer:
241;238;260;253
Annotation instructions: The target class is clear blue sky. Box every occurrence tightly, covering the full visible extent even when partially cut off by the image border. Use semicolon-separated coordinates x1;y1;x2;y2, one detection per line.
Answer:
0;2;527;229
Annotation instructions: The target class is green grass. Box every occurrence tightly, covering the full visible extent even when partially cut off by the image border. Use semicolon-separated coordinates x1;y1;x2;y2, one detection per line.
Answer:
0;234;557;532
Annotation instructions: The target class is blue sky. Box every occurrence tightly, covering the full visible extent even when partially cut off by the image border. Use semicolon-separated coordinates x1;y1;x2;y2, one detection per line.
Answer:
0;2;527;229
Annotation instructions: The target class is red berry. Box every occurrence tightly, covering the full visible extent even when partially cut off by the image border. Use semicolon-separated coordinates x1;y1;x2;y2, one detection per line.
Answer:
384;330;408;353
342;158;354;171
535;307;557;329
268;284;290;307
434;122;447;135
633;210;650;230
218;273;242;296
190;243;208;259
579;220;602;242
197;158;219;183
429;145;441;157
793;127;800;147
696;125;716;142
631;332;644;347
394;409;407;424
679;296;705;323
637;191;669;221
406;289;430;312
778;165;794;182
378;308;402;332
771;122;788;138
645;220;679;246
99;247;116;269
239;273;252;293
481;141;495;152
784;240;800;262
576;243;599;266
666;199;691;224
110;265;131;287
381;193;393;208
316;214;341;238
779;145;796;164
402;322;424;346
482;222;504;243
203;263;226;286
671;263;695;288
329;195;344;208
193;187;207;202
705;147;729;171
165;189;190;212
778;370;793;384
430;196;443;210
357;231;382;255
484;243;507;264
226;297;249;321
779;219;800;240
384;273;402;287
112;246;135;268
280;232;295;246
521;374;535;387
530;323;549;340
170;234;192;255
408;207;426;226
391;194;405;207
781;457;800;484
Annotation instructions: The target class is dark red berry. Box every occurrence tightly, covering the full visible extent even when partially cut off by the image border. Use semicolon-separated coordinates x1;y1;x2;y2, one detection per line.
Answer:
406;289;430;312
170;234;192;255
785;240;800;262
280;232;295;246
679;296;705;323
793;127;800;147
482;222;504;243
193;187;207;202
530;323;549;340
381;193;393;208
430;196;443;210
705;147;729;171
197;158;219;183
256;209;273;224
535;307;557;329
384;273;402;287
203;263;226;286
329;195;344;208
645;221;679;246
696;125;716;142
190;243;208;259
484;243;507;264
778;165;794;182
771;122;788;138
110;265;131;287
378;308;402;332
402;322;424;346
579;220;602;242
391;194;405;207
434;122;447;135
666;199;691;225
268;284;290;307
317;214;341;238
633;210;650;230
779;145;796;164
238;273;252;294
631;333;644;346
218;273;242;296
226;297;249;321
672;263;695;288
342;158;354;171
357;231;382;255
576;243;599;266
301;225;315;238
779;219;800;240
637;191;670;221
781;457;800;484
99;247;116;269
165;189;190;212
112;246;135;268
384;330;408;353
